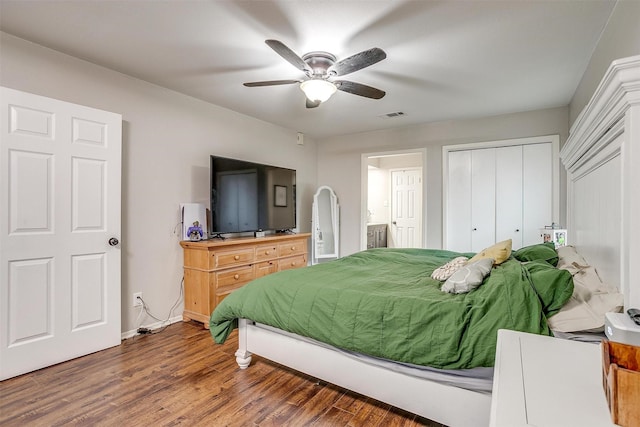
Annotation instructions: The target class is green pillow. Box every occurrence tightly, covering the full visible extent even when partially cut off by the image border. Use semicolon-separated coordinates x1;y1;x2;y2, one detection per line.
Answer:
522;260;573;317
513;242;559;266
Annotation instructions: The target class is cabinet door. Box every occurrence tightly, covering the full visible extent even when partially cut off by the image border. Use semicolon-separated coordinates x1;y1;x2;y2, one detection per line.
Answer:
523;143;552;246
470;148;496;252
496;146;524;249
446;150;472;252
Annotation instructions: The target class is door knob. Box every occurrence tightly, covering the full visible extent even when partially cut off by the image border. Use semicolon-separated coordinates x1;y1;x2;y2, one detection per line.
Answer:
392;221;397;225
108;237;119;246
515;229;520;232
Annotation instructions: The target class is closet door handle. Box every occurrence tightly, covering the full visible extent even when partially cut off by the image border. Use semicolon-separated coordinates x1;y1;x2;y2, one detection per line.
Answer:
515;229;520;232
473;228;477;231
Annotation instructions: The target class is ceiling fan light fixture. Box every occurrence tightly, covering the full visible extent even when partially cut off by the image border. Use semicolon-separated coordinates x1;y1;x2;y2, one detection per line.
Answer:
300;79;337;103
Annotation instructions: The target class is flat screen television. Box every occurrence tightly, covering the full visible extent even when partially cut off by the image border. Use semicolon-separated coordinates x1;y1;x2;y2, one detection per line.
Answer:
210;155;296;235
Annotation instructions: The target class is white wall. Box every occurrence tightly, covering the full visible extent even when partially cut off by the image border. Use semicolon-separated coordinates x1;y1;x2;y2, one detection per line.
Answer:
570;0;640;125
317;107;569;256
0;33;317;334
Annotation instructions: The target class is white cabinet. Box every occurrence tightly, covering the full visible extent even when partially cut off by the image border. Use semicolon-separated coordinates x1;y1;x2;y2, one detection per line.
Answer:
445;140;554;252
490;329;614;427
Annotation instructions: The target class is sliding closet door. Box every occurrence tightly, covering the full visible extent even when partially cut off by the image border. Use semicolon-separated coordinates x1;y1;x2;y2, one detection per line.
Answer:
495;146;523;248
445;138;555;252
446;151;472;252
470;148;496;252
523;143;552;247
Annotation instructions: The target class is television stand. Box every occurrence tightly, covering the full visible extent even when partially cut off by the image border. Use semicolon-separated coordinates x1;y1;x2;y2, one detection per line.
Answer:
179;233;311;328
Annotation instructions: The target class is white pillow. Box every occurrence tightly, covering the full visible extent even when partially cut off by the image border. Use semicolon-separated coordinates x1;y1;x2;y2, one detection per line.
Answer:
431;256;468;281
548;247;624;332
441;258;493;294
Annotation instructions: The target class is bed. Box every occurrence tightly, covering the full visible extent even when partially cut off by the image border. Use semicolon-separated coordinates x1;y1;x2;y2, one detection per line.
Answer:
210;245;574;426
209;54;640;427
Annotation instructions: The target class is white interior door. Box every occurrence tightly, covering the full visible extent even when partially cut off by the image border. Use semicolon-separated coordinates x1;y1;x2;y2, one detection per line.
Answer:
0;87;122;380
390;169;422;248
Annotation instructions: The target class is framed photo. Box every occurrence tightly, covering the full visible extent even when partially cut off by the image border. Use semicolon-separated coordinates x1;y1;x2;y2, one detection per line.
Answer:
541;228;567;248
274;185;287;207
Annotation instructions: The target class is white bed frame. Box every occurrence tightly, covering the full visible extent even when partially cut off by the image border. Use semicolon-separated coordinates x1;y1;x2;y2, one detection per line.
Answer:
232;55;640;427
234;319;491;426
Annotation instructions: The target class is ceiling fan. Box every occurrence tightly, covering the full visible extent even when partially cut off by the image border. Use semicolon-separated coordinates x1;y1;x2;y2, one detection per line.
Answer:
244;39;387;108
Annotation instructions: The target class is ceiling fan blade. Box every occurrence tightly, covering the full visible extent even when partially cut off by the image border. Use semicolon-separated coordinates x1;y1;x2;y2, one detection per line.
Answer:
243;79;301;87
306;98;321;109
331;48;386;76
335;81;386;99
265;39;310;72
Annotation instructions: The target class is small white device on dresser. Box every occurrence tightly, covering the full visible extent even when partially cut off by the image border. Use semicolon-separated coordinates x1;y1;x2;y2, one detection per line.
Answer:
605;311;640;346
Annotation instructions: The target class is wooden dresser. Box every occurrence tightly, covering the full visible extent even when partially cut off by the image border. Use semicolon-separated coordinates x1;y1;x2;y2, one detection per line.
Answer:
179;233;310;328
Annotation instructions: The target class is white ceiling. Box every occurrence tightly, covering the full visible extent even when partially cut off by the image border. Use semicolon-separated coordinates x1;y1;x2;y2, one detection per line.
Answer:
0;0;616;139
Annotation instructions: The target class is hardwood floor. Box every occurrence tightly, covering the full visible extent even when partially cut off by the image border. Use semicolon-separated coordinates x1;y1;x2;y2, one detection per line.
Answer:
0;321;445;427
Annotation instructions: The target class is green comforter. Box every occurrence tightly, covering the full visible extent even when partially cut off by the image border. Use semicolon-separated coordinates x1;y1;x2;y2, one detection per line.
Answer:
210;248;573;369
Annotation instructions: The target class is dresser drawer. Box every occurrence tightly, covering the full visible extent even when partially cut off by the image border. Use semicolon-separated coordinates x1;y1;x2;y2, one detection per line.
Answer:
215;248;255;268
215;265;255;291
255;260;277;278
255;244;278;262
278;239;306;257
278;254;307;271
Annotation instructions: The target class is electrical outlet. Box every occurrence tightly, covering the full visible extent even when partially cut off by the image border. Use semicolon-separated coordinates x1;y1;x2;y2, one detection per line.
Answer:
133;292;143;307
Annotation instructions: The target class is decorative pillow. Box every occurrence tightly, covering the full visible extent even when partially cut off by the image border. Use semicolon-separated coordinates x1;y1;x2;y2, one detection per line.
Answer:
522;260;574;317
468;239;512;265
513;242;559;266
431;256;469;281
441;258;494;294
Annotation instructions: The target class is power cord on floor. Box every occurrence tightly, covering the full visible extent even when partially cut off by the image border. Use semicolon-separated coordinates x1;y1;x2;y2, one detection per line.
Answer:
134;277;184;337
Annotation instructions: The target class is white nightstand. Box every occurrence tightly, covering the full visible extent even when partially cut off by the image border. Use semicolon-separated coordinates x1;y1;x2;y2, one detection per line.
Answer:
490;329;615;427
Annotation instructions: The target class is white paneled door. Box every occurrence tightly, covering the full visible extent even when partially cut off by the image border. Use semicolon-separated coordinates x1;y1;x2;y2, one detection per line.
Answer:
390;168;422;248
0;87;122;380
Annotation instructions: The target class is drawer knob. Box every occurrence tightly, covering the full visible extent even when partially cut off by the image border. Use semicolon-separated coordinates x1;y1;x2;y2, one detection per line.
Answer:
265;250;270;255
234;274;240;280
234;255;240;260
291;246;296;251
291;262;296;266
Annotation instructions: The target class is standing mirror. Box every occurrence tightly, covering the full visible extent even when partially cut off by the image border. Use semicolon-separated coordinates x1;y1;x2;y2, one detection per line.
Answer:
312;186;339;264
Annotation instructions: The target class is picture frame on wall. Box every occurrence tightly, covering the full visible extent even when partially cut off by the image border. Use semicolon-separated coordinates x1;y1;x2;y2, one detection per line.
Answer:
274;185;287;207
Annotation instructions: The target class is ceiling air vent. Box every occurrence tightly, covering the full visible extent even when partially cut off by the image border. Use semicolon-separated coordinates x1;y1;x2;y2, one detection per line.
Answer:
379;111;406;119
